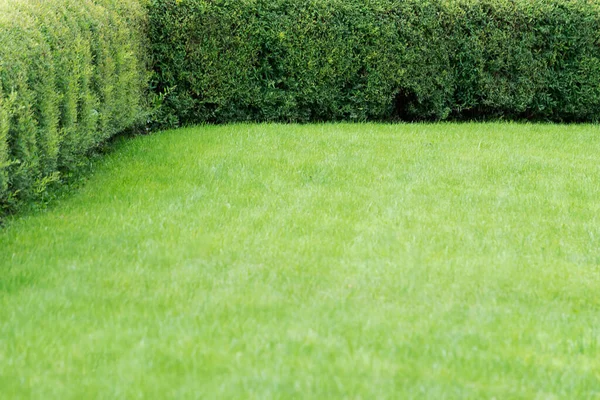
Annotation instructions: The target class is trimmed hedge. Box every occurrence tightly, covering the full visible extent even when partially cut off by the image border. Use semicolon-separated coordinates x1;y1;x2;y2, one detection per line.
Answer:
447;0;600;121
0;0;147;215
3;0;600;216
147;0;600;126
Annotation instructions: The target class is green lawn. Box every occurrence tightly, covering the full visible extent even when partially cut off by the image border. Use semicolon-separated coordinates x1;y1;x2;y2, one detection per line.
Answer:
2;123;600;398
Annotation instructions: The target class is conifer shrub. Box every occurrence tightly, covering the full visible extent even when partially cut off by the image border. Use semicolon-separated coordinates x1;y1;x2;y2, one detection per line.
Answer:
0;0;147;215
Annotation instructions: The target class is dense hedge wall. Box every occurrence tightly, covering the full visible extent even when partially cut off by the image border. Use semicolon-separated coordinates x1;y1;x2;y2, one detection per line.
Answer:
2;0;600;216
147;0;600;126
0;0;147;215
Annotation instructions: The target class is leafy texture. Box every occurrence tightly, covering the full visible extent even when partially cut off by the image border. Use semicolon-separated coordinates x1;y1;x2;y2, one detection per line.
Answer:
0;0;147;216
147;0;600;126
0;91;8;200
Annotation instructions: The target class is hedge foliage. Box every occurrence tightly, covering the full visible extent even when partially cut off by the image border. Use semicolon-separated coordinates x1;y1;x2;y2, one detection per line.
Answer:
3;0;600;216
0;0;147;215
147;0;600;126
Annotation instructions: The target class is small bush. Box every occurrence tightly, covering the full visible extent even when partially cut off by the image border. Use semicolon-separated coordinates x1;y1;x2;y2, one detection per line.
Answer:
0;0;147;216
146;0;600;127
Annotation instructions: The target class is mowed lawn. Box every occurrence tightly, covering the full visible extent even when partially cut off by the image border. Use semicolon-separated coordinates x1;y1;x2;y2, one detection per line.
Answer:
1;123;600;398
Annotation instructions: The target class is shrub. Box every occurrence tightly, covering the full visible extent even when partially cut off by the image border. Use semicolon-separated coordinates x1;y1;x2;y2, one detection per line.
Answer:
0;90;8;201
0;0;147;216
146;0;600;127
447;0;600;121
146;0;453;126
3;0;600;217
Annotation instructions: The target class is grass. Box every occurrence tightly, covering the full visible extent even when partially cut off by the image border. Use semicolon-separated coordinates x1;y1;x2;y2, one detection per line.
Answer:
1;122;600;399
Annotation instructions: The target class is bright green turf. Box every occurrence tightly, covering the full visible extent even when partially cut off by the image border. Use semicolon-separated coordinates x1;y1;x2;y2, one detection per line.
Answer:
1;123;600;399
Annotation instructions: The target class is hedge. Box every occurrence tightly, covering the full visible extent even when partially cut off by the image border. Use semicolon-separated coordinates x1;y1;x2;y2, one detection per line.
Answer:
2;0;600;216
146;0;600;126
0;0;147;215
